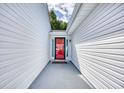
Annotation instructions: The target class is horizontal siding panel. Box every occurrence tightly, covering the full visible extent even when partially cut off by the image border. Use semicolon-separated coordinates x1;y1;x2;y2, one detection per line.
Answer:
0;4;50;89
71;3;124;89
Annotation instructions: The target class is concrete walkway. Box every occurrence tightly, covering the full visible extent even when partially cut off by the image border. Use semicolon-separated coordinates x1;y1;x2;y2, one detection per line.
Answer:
29;62;91;89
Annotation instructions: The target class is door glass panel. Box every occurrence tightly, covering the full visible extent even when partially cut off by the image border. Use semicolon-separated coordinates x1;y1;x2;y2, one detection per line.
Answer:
55;38;65;59
52;39;54;57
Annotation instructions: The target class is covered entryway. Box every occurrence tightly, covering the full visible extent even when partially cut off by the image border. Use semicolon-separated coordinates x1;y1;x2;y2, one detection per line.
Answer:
49;31;71;62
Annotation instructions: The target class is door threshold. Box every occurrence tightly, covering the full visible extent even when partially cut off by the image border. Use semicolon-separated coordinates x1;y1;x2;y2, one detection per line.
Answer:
52;60;67;64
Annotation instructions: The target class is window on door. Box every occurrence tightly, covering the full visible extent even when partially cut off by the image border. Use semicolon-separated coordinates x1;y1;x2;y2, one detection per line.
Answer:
55;38;65;60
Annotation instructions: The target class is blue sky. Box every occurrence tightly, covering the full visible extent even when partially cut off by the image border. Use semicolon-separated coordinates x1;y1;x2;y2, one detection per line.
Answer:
48;3;75;22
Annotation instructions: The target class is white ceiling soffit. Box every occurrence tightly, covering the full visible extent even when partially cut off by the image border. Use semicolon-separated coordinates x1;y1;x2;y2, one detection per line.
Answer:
66;3;98;35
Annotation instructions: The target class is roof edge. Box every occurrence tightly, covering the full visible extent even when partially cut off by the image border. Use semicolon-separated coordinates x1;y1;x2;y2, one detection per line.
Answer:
66;4;82;33
66;3;97;35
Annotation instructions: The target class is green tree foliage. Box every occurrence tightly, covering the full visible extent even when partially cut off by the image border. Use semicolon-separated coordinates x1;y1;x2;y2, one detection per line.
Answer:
59;21;67;30
49;10;68;30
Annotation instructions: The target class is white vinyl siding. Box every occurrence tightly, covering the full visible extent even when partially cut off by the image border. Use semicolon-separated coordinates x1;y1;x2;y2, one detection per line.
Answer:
0;4;50;89
71;3;124;89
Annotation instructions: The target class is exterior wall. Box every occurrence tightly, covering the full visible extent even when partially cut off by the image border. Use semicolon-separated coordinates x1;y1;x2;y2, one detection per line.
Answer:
70;4;124;89
49;31;71;61
0;4;50;88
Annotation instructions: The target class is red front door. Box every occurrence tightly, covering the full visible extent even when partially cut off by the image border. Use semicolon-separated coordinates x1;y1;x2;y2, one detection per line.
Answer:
55;38;65;60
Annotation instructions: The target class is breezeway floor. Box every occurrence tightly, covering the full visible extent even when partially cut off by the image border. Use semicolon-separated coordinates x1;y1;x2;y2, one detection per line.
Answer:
29;61;91;89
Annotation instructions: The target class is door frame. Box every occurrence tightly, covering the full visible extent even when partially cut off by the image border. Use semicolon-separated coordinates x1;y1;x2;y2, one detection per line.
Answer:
55;37;65;60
